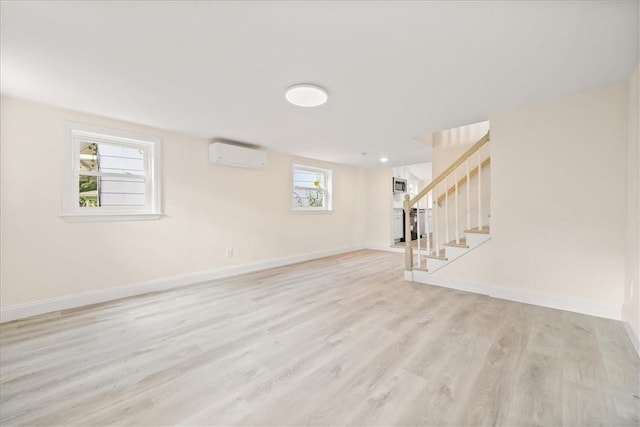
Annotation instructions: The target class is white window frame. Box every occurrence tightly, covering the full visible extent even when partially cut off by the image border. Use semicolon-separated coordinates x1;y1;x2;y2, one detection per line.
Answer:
62;122;162;222
291;163;333;213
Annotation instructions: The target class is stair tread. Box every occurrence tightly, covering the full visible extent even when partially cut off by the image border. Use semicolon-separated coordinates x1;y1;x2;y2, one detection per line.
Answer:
464;225;490;234
412;226;490;273
425;248;447;261
443;237;469;248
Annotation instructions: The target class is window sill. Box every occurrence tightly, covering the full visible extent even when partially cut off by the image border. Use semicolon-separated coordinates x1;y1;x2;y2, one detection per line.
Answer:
290;209;334;215
61;212;162;222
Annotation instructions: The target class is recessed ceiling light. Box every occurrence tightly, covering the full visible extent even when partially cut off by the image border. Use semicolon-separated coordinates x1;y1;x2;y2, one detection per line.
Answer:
380;157;389;163
285;84;328;107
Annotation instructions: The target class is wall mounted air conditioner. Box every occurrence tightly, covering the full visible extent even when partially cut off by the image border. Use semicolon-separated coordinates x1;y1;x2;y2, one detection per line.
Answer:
208;142;267;169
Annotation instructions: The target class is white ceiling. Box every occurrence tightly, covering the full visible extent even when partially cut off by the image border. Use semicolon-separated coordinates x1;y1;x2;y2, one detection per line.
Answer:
1;1;638;167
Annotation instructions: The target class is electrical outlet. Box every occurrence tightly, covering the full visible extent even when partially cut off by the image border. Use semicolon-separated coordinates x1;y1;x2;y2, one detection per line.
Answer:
225;248;233;258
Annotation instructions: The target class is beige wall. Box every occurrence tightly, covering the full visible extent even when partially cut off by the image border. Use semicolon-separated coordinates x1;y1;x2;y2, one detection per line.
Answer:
623;65;640;346
365;167;393;248
1;79;635;325
432;121;490;176
0;97;367;307
434;83;628;310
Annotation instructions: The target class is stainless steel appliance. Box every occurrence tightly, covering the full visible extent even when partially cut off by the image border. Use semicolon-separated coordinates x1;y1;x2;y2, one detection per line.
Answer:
392;177;407;193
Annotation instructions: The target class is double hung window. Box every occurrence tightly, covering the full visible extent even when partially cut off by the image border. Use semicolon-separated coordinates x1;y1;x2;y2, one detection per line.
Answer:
292;164;333;212
63;123;161;221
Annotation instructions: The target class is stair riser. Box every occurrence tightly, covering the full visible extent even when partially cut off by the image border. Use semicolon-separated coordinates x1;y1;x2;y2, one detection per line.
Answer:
465;233;491;248
424;257;448;272
418;231;492;273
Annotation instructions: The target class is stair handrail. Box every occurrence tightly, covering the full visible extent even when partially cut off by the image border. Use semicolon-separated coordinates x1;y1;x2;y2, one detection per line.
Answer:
436;156;491;205
403;130;490;271
408;131;490;207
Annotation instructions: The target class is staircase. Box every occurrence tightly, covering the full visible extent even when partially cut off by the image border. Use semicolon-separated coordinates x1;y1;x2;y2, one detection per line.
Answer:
415;226;491;273
403;131;491;280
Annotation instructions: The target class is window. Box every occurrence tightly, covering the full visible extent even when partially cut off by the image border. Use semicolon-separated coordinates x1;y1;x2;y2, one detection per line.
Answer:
292;164;333;212
62;123;161;222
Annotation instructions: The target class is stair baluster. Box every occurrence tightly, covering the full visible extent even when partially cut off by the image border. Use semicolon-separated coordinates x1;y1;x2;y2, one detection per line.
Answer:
444;177;449;247
417;196;422;269
454;168;460;244
425;190;431;257
404;131;490;275
466;159;471;230
433;185;439;258
477;152;482;230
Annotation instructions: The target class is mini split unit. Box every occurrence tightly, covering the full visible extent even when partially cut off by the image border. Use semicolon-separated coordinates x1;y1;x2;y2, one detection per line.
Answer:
208;141;267;169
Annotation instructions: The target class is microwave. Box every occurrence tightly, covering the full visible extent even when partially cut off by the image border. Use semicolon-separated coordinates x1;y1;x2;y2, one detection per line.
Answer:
392;177;407;193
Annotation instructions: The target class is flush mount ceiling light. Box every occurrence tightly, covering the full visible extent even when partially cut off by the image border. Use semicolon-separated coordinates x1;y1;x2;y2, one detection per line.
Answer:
285;84;328;107
379;157;389;163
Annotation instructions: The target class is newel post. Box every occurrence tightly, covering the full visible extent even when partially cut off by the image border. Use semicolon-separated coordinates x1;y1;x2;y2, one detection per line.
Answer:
403;194;413;273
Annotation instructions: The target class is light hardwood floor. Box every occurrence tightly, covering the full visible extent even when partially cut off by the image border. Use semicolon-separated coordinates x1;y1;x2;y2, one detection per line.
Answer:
0;250;638;426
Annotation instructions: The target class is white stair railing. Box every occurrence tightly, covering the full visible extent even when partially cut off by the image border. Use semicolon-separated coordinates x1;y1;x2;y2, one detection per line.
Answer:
417;197;422;269
477;152;482;231
466;159;471;230
454;169;460;245
404;131;490;272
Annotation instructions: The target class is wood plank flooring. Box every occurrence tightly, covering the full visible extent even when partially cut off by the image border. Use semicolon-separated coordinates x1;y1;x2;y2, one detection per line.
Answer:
0;249;638;426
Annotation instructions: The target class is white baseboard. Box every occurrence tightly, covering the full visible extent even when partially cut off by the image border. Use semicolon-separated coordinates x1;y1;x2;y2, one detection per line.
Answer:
4;245;629;341
0;245;364;323
412;271;622;321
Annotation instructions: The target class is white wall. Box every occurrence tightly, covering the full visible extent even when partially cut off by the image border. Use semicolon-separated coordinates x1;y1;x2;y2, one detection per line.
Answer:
405;162;432;184
392;162;432;210
393;162;432;185
365;167;393;248
623;65;640;350
432;121;490;176
2;81;635;331
0;97;367;308
433;83;628;312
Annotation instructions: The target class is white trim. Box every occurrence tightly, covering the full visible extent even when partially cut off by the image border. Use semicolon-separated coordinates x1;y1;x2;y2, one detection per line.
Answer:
62;122;162;221
62;213;162;222
0;245;364;323
291;162;333;212
289;209;334;215
411;271;622;320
